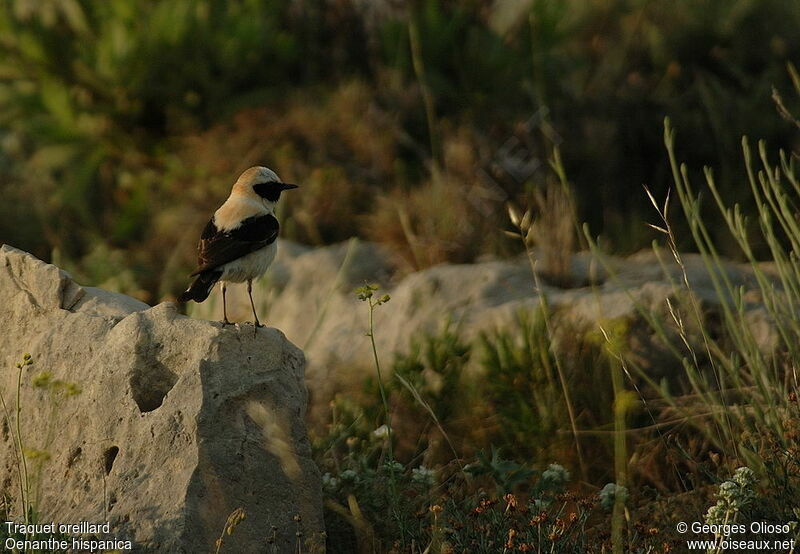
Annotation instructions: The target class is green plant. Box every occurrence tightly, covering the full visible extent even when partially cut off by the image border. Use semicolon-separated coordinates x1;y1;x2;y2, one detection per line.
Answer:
432;490;596;554
0;353;34;525
27;371;81;512
0;354;80;553
355;284;393;454
390;320;469;457
353;283;419;545
464;447;536;496
3;0;800;302
477;308;616;476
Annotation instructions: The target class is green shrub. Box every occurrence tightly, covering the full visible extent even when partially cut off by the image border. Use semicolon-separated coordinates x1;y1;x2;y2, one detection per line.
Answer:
478;309;615;474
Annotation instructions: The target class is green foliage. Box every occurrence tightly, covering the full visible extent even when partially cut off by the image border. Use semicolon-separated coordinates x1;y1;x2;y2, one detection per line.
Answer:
464;447;536;495
478;308;614;469
316;429;669;553
379;0;530;121
391;319;470;429
0;353;81;548
582;116;800;548
551;0;800;252
479;309;559;452
694;450;800;548
313;315;678;551
0;0;357;262
321;456;437;551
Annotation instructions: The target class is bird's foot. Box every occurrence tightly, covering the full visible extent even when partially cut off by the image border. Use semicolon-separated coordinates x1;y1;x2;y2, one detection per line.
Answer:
220;318;233;326
252;321;265;337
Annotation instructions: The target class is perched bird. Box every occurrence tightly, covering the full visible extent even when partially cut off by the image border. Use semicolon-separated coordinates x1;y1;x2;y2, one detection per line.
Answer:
179;166;298;331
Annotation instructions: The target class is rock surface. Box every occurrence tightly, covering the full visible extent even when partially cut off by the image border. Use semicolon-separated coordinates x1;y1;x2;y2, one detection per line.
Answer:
0;245;323;553
191;239;780;418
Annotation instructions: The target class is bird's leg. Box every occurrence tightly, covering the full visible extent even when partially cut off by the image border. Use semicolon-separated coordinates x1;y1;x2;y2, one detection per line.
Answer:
221;282;232;326
247;279;264;333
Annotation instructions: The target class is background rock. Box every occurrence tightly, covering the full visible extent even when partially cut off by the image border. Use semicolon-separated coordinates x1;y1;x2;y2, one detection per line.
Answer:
0;245;323;553
191;240;781;420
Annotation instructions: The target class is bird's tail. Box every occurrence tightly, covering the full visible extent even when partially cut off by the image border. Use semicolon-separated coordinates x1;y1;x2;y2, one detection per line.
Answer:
178;270;222;303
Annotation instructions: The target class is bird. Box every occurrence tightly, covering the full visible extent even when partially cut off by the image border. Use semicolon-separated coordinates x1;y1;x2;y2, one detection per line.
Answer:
178;166;298;332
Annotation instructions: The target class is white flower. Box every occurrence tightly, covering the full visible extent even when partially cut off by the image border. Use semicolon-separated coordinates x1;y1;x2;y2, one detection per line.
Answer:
372;424;390;439
704;466;757;527
384;460;404;474
599;483;628;511
322;472;340;491
732;467;756;488
718;481;738;498
541;463;570;488
411;466;436;486
705;504;726;525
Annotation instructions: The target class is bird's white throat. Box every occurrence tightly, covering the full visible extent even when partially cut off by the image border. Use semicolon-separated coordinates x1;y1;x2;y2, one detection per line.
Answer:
215;196;275;232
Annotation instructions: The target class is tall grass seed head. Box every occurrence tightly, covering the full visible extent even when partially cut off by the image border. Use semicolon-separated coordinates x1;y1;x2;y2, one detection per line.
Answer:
507;203;521;227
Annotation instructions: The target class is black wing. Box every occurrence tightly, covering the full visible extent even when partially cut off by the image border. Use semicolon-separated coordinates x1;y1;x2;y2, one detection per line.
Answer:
190;214;279;276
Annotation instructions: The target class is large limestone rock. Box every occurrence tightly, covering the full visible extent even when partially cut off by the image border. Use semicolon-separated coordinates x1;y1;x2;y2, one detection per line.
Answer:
0;245;323;553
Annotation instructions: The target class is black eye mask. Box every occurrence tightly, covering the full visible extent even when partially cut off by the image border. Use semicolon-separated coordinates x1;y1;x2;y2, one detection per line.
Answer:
253;181;298;202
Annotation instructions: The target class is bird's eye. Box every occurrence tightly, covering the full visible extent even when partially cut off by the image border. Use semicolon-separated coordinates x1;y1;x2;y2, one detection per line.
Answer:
253;181;279;200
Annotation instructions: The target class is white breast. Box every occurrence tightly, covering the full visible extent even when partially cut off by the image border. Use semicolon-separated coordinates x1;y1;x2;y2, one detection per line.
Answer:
219;241;278;283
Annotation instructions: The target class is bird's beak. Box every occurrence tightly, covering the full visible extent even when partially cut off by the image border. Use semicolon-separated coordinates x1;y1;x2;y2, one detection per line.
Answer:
278;183;298;190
